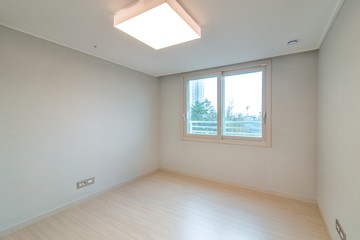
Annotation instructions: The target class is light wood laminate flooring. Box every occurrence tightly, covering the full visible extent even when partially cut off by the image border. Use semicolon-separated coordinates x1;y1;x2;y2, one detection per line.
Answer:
1;171;329;240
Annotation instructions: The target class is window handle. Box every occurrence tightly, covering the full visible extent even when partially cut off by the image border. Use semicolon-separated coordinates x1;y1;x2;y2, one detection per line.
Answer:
263;111;267;124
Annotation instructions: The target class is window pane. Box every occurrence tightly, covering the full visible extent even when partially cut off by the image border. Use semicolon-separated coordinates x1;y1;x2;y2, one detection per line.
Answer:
223;71;262;138
186;77;217;135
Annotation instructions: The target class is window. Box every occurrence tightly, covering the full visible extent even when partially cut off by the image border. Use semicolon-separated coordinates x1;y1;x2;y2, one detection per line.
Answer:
183;60;271;147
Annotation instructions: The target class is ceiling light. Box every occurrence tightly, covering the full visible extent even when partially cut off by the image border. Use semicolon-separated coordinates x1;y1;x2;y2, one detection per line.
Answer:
114;0;201;50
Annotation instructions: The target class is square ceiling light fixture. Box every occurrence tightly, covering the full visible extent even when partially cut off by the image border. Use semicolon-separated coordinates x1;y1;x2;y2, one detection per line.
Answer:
114;0;201;50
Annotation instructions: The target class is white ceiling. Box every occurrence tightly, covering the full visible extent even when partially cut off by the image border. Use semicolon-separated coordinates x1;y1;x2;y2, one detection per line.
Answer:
0;0;343;77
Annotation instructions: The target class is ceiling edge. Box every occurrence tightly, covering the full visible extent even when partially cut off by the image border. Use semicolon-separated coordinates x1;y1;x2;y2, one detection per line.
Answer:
316;0;345;49
0;23;157;77
158;48;320;78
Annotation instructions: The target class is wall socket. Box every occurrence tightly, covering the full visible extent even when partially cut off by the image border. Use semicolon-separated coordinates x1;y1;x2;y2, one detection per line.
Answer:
77;177;95;189
336;219;346;240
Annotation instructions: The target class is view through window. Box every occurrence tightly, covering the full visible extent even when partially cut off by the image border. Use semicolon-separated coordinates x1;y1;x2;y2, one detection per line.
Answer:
186;77;218;135
223;71;262;137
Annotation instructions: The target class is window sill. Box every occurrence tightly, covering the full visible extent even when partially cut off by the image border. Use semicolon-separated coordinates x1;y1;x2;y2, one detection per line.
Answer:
181;135;271;147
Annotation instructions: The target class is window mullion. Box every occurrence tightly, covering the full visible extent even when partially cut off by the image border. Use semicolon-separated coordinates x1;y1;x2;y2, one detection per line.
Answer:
217;76;222;139
262;69;266;141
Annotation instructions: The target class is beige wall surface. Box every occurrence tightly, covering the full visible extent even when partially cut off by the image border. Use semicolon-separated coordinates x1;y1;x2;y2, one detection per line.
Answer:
318;0;360;239
160;51;318;200
0;26;160;232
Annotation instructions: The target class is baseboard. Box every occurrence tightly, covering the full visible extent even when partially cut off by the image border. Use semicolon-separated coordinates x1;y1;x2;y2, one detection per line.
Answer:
0;167;160;238
318;204;334;240
160;167;317;204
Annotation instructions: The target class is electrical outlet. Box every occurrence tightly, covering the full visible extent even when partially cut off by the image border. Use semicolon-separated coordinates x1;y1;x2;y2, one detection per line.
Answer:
77;177;95;189
336;219;346;240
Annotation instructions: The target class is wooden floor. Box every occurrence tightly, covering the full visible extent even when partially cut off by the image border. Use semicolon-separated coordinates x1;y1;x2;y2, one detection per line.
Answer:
1;171;329;240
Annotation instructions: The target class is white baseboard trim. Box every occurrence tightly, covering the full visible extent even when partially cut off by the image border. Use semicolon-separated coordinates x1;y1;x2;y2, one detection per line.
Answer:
318;205;334;240
0;167;160;238
160;167;317;204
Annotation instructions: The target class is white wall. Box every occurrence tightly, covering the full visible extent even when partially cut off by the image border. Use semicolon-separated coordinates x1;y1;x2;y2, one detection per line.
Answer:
160;51;318;200
318;0;360;239
0;25;159;232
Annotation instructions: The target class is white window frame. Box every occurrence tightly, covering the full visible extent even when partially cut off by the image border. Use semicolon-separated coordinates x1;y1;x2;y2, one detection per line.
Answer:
182;59;272;147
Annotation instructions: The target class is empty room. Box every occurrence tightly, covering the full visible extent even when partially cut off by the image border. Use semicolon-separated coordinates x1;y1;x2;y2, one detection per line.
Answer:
0;0;359;239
